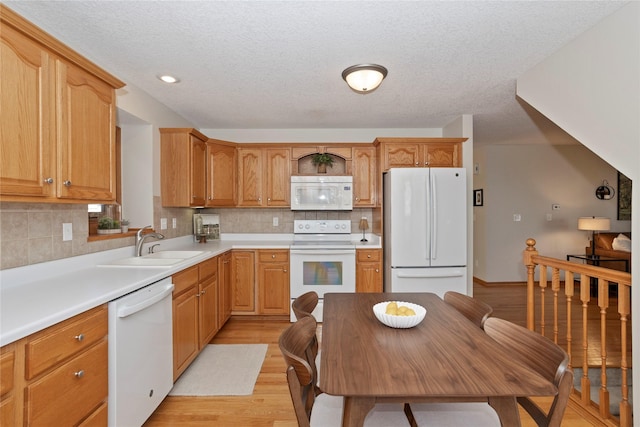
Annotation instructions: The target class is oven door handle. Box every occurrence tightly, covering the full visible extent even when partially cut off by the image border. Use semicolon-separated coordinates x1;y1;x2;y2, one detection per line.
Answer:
290;249;356;256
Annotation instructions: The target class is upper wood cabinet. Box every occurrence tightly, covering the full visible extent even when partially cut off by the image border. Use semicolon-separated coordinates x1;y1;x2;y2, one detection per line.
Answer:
375;138;466;171
0;7;124;203
206;140;237;207
237;147;290;207
352;147;376;207
160;128;208;207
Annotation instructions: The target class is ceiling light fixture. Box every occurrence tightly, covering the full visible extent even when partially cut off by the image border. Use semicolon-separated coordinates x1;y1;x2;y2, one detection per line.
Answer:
158;74;180;84
342;64;388;93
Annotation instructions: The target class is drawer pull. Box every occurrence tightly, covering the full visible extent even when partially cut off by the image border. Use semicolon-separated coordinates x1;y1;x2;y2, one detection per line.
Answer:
63;180;72;187
75;334;84;342
74;370;85;378
44;177;53;184
367;254;371;258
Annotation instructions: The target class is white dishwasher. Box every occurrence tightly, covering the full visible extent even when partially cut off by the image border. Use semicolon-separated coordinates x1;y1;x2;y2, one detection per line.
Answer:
108;277;174;427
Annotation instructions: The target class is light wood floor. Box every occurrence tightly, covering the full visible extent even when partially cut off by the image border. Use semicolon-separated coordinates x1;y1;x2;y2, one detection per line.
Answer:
144;283;614;427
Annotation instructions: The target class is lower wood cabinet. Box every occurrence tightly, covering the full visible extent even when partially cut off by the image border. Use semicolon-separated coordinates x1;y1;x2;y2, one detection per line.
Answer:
172;257;220;381
257;250;290;315
231;250;256;313
356;249;383;293
0;305;108;426
232;249;290;315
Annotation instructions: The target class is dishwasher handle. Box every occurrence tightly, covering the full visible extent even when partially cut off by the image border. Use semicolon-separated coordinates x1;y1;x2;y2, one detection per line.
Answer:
117;282;174;318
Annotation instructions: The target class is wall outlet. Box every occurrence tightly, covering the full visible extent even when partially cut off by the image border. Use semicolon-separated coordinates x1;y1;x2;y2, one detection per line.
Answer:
62;223;73;241
513;214;522;222
172;218;177;229
160;218;167;230
546;213;553;221
273;217;279;227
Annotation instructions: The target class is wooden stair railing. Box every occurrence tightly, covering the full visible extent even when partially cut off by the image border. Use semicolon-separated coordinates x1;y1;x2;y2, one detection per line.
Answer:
523;238;632;427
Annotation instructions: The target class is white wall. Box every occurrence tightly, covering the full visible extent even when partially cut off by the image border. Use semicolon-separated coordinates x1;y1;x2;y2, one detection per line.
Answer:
517;2;640;179
475;144;628;283
443;115;474;294
116;83;195;227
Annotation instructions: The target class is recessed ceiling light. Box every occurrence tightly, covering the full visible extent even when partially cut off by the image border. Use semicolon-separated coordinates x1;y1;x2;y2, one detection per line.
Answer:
158;75;180;84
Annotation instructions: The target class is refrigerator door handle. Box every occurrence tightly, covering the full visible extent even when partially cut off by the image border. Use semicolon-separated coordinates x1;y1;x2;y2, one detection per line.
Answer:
431;173;437;260
396;270;465;278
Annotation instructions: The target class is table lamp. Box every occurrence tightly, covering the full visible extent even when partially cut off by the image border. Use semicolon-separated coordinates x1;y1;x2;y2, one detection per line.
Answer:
359;217;369;242
578;216;610;256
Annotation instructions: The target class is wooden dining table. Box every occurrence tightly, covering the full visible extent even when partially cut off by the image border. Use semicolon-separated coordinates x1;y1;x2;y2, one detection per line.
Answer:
319;292;557;427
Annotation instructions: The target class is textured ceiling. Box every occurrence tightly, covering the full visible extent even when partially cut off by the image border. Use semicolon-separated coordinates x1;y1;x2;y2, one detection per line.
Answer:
3;1;627;145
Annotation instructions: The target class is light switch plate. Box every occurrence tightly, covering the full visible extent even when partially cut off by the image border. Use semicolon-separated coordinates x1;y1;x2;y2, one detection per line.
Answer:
62;223;73;241
172;218;177;229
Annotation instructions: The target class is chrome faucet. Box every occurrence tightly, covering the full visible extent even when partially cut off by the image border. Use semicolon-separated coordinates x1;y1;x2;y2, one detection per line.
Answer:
135;225;165;256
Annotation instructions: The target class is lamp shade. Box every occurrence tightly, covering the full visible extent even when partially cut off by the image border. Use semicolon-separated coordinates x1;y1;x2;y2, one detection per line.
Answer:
359;217;369;230
342;64;388;93
577;216;610;231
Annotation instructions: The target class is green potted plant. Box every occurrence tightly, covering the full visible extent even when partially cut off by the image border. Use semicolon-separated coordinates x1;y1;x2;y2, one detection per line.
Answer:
97;216;121;235
120;219;130;233
311;153;334;173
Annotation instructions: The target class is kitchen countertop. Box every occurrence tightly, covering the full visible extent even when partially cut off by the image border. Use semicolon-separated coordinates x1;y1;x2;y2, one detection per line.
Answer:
0;233;380;346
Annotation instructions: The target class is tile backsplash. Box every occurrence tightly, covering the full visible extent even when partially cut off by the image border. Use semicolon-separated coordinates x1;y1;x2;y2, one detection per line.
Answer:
0;198;372;270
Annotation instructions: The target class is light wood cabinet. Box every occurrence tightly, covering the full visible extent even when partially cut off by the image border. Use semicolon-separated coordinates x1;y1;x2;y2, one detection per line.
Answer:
0;7;124;203
231;250;256;312
237;147;291;207
0;305;108;426
356;249;383;293
217;251;233;327
352;147;376;207
172;259;219;380
257;250;290;315
206;140;237;207
160;128;208;207
0;344;15;427
375;138;466;171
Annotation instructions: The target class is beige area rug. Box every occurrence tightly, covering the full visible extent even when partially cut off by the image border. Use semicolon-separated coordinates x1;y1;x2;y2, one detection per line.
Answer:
169;344;268;396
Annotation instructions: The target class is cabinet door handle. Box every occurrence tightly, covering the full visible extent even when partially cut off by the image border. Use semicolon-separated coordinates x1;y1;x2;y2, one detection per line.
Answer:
75;334;84;342
74;370;85;378
201;290;206;295
283;269;287;273
44;177;53;184
375;269;379;273
63;180;72;187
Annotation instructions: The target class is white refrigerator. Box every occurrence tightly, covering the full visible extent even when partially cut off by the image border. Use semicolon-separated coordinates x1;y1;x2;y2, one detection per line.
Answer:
383;168;468;297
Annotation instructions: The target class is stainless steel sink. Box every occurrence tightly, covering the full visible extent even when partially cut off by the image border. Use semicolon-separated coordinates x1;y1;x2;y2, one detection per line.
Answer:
98;250;207;268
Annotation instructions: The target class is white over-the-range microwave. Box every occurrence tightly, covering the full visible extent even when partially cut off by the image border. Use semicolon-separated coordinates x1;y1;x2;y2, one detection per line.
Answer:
290;176;353;210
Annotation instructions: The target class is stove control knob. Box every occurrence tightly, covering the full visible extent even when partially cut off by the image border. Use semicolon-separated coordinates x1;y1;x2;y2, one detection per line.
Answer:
304;224;310;230
335;224;340;229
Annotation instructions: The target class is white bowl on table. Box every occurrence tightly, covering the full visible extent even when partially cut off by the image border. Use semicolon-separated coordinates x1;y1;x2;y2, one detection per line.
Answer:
373;301;426;329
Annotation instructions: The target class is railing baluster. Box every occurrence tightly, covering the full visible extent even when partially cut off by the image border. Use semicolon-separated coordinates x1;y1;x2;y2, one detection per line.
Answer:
597;277;610;418
564;268;574;368
539;266;547;336
618;284;632;427
552;267;560;344
580;273;591;406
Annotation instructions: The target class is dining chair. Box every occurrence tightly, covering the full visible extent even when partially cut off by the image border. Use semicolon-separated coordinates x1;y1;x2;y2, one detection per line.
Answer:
483;317;574;427
291;291;321;392
443;291;493;329
407;317;573;427
279;316;413;427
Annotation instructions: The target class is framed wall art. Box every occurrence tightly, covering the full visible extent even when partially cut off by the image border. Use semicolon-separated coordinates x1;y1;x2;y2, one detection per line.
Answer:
473;189;483;207
617;172;631;220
